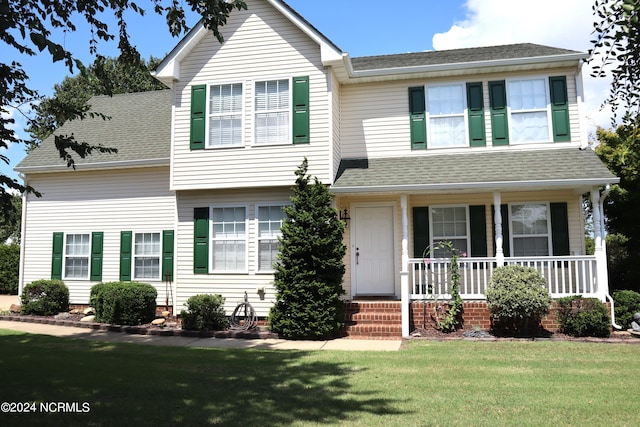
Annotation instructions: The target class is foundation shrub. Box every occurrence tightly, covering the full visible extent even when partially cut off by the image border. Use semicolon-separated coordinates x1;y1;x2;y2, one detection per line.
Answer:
180;294;228;331
90;281;157;325
556;296;611;337
0;244;19;294
485;265;551;336
20;279;69;315
612;290;640;329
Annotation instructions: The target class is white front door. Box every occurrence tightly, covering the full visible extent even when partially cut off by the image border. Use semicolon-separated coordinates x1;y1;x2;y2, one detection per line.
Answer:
353;206;395;296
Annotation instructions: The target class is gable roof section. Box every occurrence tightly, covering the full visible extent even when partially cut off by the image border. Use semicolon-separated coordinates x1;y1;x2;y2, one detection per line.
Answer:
153;0;344;85
16;90;171;173
333;148;618;193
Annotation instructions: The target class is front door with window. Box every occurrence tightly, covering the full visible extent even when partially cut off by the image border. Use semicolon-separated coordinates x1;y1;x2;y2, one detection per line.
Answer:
353;206;395;296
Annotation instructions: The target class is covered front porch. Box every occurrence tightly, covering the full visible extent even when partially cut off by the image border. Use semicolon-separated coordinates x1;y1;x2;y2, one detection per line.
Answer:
332;149;619;337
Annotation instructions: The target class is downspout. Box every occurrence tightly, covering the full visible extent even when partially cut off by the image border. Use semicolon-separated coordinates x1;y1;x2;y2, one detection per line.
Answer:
17;172;28;301
598;184;621;329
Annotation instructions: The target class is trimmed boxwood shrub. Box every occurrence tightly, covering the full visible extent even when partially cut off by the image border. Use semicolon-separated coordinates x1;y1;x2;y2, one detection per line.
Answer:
557;296;611;337
486;265;552;336
0;244;19;294
20;279;69;315
613;290;640;329
180;294;228;331
90;281;157;326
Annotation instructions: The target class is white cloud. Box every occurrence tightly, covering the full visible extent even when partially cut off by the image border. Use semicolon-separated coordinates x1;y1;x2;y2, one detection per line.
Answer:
432;0;615;137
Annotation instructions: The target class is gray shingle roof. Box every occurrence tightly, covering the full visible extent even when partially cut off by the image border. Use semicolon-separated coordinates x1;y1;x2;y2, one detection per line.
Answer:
333;148;617;191
351;43;583;72
16;90;171;172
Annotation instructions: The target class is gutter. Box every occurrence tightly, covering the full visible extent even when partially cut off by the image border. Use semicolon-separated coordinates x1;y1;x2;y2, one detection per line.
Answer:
330;178;619;194
15;158;170;174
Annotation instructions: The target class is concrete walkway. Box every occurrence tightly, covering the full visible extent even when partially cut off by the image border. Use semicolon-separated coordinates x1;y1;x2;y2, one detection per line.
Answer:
0;294;402;351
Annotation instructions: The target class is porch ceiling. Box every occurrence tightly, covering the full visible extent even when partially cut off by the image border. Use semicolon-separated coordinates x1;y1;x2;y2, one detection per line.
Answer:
332;147;618;194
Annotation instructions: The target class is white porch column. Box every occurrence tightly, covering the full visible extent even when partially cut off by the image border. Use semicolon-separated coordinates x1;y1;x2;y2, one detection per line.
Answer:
400;194;410;338
493;191;505;266
591;187;609;300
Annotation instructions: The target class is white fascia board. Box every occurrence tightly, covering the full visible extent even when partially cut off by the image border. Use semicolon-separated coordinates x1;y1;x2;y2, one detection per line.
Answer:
15;158;170;174
152;22;209;83
342;52;588;82
267;0;343;64
330;177;620;194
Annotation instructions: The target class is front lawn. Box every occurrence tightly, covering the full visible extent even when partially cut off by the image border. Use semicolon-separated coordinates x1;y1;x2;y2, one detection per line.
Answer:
0;330;637;426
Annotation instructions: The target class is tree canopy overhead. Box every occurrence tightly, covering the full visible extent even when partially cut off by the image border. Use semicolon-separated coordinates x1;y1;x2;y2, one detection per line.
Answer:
589;0;640;126
1;0;247;216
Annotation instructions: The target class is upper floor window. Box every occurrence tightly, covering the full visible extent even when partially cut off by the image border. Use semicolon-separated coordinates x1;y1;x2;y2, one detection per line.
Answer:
134;232;161;279
507;78;550;143
510;203;551;256
64;233;90;279
255;79;290;145
430;206;469;257
427;84;466;148
257;205;286;272
212;206;247;272
209;83;243;147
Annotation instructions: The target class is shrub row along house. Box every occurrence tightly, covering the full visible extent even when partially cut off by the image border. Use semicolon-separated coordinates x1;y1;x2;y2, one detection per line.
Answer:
16;0;618;337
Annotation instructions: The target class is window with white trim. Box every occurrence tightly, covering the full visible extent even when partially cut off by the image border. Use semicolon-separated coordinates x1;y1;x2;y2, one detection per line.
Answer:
208;83;243;147
255;79;289;145
427;84;466;148
134;232;161;279
257;205;286;272
64;234;90;279
430;206;469;257
510;203;551;256
212;207;247;272
507;78;550;143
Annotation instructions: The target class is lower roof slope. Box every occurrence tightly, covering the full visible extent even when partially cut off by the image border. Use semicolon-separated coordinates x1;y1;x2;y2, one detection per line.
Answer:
333;148;618;193
16;90;171;173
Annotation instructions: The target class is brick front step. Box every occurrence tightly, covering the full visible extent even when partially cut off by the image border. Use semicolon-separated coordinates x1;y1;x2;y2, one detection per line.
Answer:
344;301;403;338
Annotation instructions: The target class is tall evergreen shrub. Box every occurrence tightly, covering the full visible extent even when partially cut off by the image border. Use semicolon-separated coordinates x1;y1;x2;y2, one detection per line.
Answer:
268;159;346;339
0;244;19;294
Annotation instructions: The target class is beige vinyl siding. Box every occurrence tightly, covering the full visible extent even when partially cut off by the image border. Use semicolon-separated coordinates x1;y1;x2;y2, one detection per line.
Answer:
21;167;176;305
175;187;292;317
341;69;582;159
171;2;331;190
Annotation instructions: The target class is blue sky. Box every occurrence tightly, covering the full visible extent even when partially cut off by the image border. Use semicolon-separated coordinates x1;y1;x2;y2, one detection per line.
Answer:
2;0;607;184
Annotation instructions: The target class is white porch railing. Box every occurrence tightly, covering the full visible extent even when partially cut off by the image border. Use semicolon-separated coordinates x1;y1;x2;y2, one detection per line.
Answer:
409;256;599;300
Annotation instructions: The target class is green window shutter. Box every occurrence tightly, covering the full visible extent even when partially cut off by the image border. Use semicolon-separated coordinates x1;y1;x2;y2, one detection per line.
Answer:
491;205;511;257
194;208;210;274
466;82;486;147
549;76;571;142
162;230;175;281
408;86;427;150
292;76;310;144
51;232;64;280
469;205;487;257
413;207;430;258
489;81;509;146
119;231;133;281
550;202;570;256
90;232;104;282
190;84;206;150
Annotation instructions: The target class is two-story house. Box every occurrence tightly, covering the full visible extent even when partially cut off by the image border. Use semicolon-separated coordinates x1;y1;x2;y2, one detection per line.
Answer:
16;0;618;337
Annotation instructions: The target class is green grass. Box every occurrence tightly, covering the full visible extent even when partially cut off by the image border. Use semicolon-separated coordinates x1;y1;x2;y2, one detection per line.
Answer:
0;330;638;426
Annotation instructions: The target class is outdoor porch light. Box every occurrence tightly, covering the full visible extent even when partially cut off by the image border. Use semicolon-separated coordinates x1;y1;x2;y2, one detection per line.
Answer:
339;208;351;227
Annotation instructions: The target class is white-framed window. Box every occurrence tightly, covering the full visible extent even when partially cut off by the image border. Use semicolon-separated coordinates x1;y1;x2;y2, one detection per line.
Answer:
509;203;551;256
255;79;290;145
64;233;90;279
134;232;161;279
208;83;243;147
257;205;286;272
430;206;469;257
212;206;247;272
507;78;551;143
426;83;466;148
